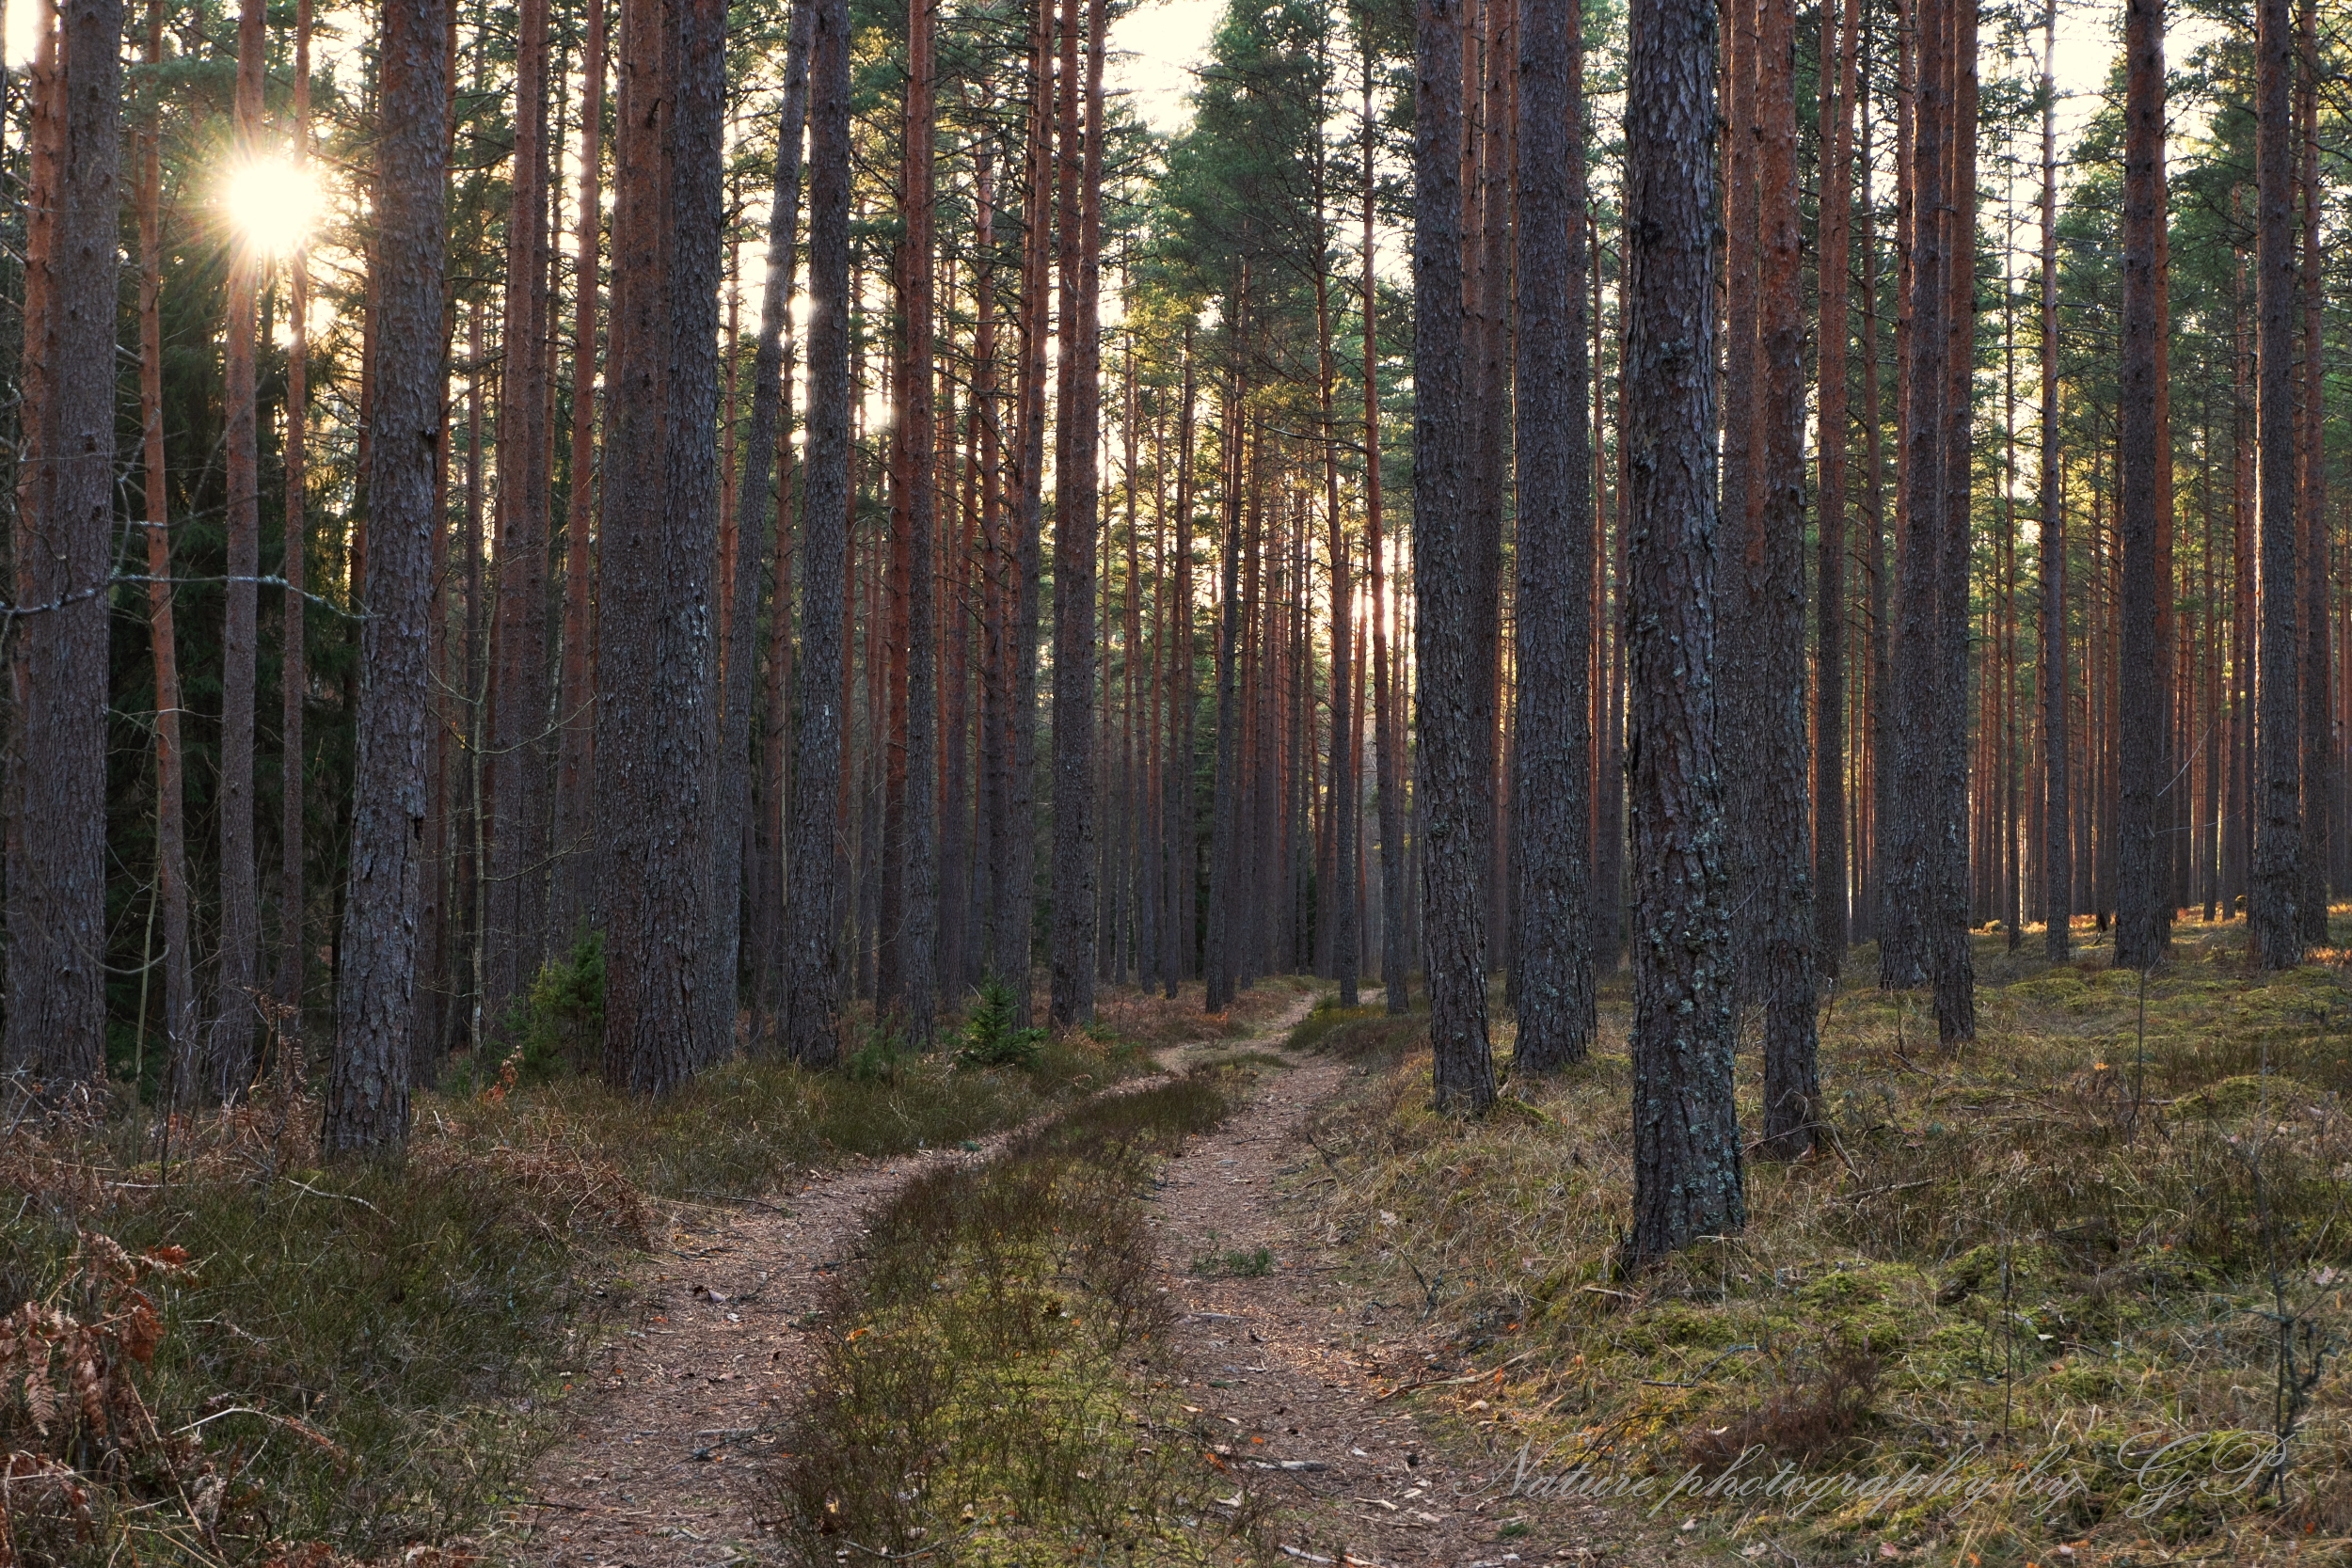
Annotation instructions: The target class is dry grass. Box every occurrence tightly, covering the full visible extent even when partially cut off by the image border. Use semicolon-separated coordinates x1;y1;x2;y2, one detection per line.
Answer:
1303;915;2352;1565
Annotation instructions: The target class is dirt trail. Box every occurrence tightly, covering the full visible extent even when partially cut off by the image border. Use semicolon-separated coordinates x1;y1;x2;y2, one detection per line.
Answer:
506;990;1321;1568
510;990;1642;1567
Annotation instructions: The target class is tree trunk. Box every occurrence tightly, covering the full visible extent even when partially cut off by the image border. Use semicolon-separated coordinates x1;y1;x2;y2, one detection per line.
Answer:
780;0;856;1060
551;0;608;947
485;0;556;1025
1751;0;1819;1148
2251;0;2304;966
326;0;450;1155
1931;0;1979;1043
1413;0;1496;1111
215;0;268;1097
2040;0;2069;958
1509;0;1593;1071
138;0;197;1101
2115;0;2169;970
276;0;314;1044
1813;0;1860;974
1623;0;1742;1257
596;0;729;1088
2296;0;2329;944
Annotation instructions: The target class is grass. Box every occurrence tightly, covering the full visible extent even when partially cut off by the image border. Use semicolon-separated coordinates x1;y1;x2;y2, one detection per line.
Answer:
777;1068;1278;1566
1303;915;2352;1565
0;993;1161;1564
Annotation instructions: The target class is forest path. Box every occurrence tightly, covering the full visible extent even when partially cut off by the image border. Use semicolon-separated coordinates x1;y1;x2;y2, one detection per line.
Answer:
502;985;1324;1568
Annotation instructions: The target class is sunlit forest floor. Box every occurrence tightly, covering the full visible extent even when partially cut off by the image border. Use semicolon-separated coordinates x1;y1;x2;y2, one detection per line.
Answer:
1303;913;2352;1566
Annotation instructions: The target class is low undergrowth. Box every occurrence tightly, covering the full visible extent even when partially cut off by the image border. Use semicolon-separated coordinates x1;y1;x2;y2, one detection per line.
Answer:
778;1068;1279;1566
0;989;1158;1564
1305;917;2352;1566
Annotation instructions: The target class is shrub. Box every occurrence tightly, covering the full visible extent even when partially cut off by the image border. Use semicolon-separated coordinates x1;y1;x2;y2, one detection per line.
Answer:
956;975;1047;1069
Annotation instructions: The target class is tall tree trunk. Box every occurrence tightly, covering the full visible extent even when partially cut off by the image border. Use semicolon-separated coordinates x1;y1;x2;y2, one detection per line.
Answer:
781;0;855;1060
596;0;729;1088
1050;0;1106;1024
2115;0;2169;969
896;0;942;1040
1510;0;1594;1071
326;0;450;1154
2039;0;2069;958
1362;88;1407;1014
551;0;608;946
138;0;197;1100
2252;0;2303;967
1315;130;1359;1010
215;0;268;1097
1206;336;1248;1014
739;0;814;1038
277;0;314;1039
1623;0;1742;1256
1814;0;1860;974
1931;0;1979;1042
1164;332;1197;998
1752;0;1819;1147
2297;0;2329;944
3;0;117;1088
485;0;556;1024
1413;0;1496;1111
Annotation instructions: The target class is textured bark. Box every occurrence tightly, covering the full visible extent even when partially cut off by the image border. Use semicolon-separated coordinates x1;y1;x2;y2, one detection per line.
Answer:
780;0;855;1061
1751;0;1818;1148
1413;0;1496;1111
739;0;814;1037
139;0;198;1099
1206;365;1248;1014
1314;138;1358;1009
326;0;449;1155
1049;0;1105;1025
596;0;729;1089
1362;93;1407;1014
1510;0;1594;1071
1931;0;1979;1043
1881;0;1944;990
2039;0;2069;959
484;0;556;1023
2114;0;2169;970
4;0;119;1087
2296;0;2328;943
895;0;941;1040
1164;335;1197;999
1812;0;1860;974
2250;0;2303;966
215;0;268;1097
550;0;608;946
1623;0;1742;1257
276;0;314;1042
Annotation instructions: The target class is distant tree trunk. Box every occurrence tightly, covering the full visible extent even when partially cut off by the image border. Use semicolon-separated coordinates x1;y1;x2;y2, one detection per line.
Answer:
2296;0;2328;944
596;0;729;1088
739;0;814;1039
277;0;314;1040
3;0;118;1088
1362;88;1407;1015
1314;134;1359;1010
215;0;268;1097
326;0;450;1155
1206;345;1248;1014
1623;0;1742;1257
2252;0;2303;967
138;0;198;1100
1751;0;1819;1148
1813;0;1860;974
2039;0;2070;959
1931;0;1979;1043
1002;0;1055;1024
2115;0;2168;970
485;0;556;1024
1049;0;1105;1025
1413;0;1496;1111
1510;0;1594;1071
780;0;855;1061
1164;332;1197;998
551;0;606;946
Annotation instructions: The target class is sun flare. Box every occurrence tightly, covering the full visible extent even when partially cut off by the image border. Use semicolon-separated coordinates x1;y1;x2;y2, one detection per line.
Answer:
224;156;323;259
